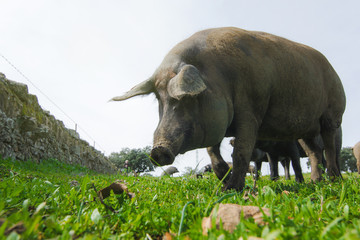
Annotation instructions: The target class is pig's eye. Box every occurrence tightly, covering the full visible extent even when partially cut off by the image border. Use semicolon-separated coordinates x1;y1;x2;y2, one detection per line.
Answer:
171;100;181;111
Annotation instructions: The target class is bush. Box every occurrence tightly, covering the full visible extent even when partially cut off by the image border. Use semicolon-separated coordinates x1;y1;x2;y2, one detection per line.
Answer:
339;147;357;172
108;146;154;173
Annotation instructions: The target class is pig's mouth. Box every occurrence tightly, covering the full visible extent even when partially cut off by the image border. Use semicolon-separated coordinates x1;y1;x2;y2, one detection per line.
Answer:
150;146;175;166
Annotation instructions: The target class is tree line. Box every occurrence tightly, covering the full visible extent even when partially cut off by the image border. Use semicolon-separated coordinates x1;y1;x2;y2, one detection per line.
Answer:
108;146;155;174
108;146;358;174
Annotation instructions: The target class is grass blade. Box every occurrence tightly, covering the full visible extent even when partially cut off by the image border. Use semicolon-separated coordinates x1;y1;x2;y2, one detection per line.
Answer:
178;201;195;236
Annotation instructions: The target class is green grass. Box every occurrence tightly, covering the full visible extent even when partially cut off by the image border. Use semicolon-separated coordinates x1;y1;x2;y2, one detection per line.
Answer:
1;158;360;239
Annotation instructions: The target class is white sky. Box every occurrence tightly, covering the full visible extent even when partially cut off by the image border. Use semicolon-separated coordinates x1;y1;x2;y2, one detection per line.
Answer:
1;0;359;175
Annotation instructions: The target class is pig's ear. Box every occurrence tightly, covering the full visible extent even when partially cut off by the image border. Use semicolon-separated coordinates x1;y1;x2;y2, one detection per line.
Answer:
109;78;154;101
168;65;207;100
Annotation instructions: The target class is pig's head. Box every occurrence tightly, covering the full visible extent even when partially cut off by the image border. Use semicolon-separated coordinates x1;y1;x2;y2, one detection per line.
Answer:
111;63;231;166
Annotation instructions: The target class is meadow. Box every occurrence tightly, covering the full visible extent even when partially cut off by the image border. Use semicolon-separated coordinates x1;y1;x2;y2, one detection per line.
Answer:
1;158;360;239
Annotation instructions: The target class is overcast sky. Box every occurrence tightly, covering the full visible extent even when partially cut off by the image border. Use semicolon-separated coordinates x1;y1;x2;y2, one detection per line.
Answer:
1;0;359;175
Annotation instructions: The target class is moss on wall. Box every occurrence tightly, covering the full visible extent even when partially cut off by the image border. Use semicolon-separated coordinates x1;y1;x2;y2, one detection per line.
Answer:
0;72;117;173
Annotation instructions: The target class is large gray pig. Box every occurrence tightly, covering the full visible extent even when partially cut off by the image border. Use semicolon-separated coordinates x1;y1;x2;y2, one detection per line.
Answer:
111;27;346;191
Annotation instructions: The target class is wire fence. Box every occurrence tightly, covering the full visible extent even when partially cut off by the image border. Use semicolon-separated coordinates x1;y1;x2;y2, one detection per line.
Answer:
0;53;106;154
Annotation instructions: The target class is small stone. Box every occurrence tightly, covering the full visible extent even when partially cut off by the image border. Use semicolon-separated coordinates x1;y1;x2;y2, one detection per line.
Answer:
69;180;79;187
202;203;270;235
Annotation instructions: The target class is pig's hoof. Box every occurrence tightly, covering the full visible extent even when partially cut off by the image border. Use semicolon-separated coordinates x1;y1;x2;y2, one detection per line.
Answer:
222;181;244;192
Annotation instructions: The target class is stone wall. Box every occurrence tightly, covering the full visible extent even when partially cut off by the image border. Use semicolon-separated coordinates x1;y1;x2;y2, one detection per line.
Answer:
0;72;117;173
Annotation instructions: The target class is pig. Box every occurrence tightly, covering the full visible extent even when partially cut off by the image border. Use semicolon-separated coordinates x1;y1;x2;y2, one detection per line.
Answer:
229;138;303;182
161;166;179;176
254;140;304;182
353;142;360;173
111;27;346;191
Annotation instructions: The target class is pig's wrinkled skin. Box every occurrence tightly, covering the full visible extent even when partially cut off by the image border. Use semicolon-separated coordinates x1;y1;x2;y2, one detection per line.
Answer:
111;27;346;191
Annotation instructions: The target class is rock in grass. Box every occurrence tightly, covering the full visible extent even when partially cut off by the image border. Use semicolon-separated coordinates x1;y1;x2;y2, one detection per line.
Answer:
69;180;79;187
98;180;135;199
161;166;179;176
202;203;270;235
0;219;26;236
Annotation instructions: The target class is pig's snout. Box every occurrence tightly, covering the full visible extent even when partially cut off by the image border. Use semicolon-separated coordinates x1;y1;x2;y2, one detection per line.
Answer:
150;146;175;166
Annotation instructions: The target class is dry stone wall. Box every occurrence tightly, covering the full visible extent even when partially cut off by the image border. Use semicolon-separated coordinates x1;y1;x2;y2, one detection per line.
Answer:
0;72;117;173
